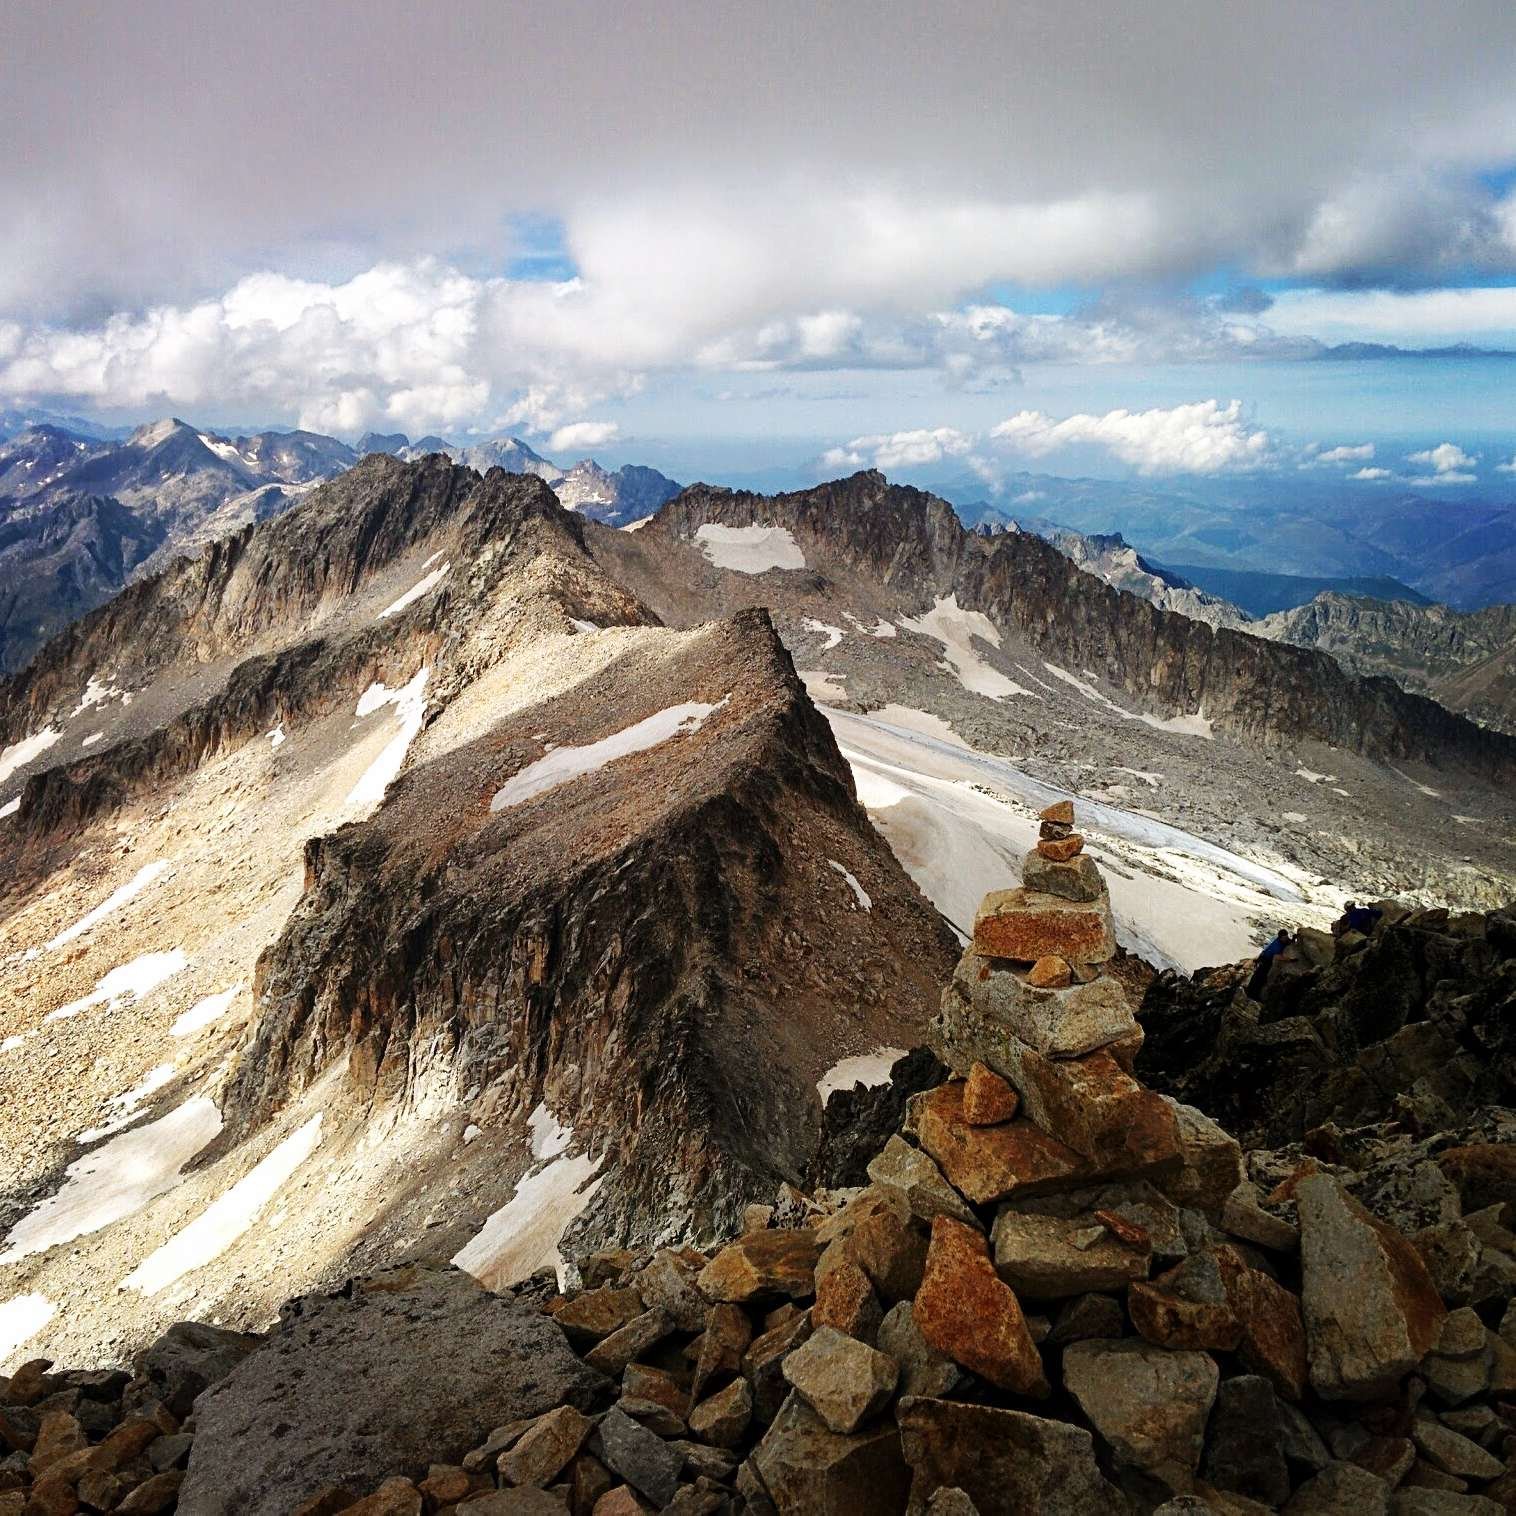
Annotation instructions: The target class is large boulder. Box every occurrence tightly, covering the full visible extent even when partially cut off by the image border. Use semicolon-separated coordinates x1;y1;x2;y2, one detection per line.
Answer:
749;1391;909;1514
127;1322;263;1420
1295;1172;1446;1401
897;1397;1129;1515
1062;1339;1219;1492
177;1267;608;1516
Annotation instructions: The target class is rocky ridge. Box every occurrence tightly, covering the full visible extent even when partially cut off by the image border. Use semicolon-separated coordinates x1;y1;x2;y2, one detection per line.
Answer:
7;811;1513;1514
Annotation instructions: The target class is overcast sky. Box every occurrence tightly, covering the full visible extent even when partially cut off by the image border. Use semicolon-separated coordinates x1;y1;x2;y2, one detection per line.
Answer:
4;0;1516;487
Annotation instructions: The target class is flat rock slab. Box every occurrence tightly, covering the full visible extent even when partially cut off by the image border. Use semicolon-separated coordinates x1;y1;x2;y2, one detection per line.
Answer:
973;888;1115;966
178;1266;608;1516
990;1208;1151;1299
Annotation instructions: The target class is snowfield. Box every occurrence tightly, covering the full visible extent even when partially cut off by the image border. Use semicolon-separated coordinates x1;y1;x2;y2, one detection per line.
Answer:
491;698;728;811
0;1294;55;1369
694;523;806;574
45;860;171;952
0;727;59;787
899;596;1041;700
377;562;450;619
45;949;189;1021
453;1151;603;1291
0;1097;222;1264
816;1046;906;1102
346;667;430;814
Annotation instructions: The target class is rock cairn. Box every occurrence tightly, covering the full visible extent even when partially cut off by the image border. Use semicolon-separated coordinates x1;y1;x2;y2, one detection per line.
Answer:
5;816;1514;1514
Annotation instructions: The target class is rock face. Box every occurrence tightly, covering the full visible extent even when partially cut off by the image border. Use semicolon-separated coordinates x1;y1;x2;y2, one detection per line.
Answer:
1136;902;1516;1146
177;1267;608;1516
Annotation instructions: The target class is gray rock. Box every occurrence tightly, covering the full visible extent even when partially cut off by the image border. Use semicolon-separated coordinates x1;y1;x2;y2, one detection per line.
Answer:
583;1310;673;1377
1297;1172;1446;1401
1200;1374;1290;1507
1048;1292;1125;1345
178;1266;607;1516
897;1395;1127;1514
456;1492;568;1515
1062;1338;1218;1491
588;1406;686;1507
128;1321;263;1420
990;1207;1150;1299
877;1301;960;1400
1021;850;1106;903
1277;1399;1332;1476
866;1137;978;1228
925;1490;981;1515
780;1326;897;1435
1222;1180;1300;1252
1284;1461;1391;1515
1390;1490;1504;1515
1410;1416;1505;1481
636;1250;709;1333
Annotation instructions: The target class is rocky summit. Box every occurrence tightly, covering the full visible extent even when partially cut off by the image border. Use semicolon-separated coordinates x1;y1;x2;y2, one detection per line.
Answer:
5;817;1512;1514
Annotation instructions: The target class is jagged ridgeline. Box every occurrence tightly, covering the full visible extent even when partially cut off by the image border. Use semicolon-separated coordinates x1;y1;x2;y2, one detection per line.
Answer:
0;458;1513;1515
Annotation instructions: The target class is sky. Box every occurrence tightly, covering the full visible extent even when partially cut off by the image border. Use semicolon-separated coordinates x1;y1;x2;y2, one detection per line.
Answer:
3;0;1516;494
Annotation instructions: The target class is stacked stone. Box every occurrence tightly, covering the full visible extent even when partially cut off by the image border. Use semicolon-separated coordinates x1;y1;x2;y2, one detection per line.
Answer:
930;800;1186;1195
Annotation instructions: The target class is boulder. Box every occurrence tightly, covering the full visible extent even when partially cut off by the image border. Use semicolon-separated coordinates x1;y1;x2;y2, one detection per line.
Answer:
1283;1461;1390;1514
1048;1293;1126;1345
177;1266;608;1516
636;1250;709;1333
1296;1173;1446;1401
687;1378;752;1449
553;1290;647;1348
697;1230;820;1303
128;1322;262;1421
914;1216;1048;1397
587;1408;685;1508
1212;1246;1310;1402
1128;1250;1243;1352
1159;1101;1245;1215
780;1327;898;1435
689;1303;753;1403
1000;1044;1183;1176
1409;1416;1505;1481
1201;1375;1291;1507
914;1082;1088;1206
865;1137;980;1227
743;1310;813;1426
1021;850;1106;903
989;1208;1151;1299
943;952;1137;1063
896;1396;1127;1515
584;1311;674;1377
962;1064;1019;1126
750;1392;909;1514
972;888;1116;966
876;1303;960;1400
846;1204;927;1303
1039;800;1075;825
497;1406;593;1488
1062;1339;1219;1491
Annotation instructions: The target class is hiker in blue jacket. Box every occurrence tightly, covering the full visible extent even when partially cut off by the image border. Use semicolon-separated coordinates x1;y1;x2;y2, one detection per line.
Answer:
1335;900;1383;937
1246;928;1291;1001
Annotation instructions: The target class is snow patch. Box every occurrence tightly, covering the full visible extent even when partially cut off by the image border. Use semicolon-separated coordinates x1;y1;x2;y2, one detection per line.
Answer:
1;1035;25;1053
0;728;59;786
803;618;844;650
491;698;728;811
0;1097;222;1263
1044;663;1212;738
346;667;429;813
378;562;450;619
70;676;121;717
799;669;849;703
78;1065;177;1144
1295;767;1337;785
267;725;286;749
1115;768;1162;787
528;1102;572;1161
46;860;171;952
171;983;243;1038
453;1152;604;1292
899;596;1039;701
82;732;103;748
817;1047;905;1103
0;1295;55;1367
46;949;188;1021
568;618;600;634
828;860;871;910
845;613;896;639
122;1115;325;1295
694;523;806;574
622;515;653;532
0;797;19;820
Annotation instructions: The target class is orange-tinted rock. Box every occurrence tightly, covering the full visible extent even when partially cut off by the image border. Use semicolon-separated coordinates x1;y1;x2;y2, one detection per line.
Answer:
1002;1044;1183;1177
1039;801;1075;825
1036;835;1084;862
1129;1252;1243;1353
1213;1246;1310;1402
973;889;1115;965
963;1063;1019;1126
848;1206;929;1303
1094;1209;1149;1249
914;1216;1049;1397
698;1229;820;1303
914;1081;1089;1206
689;1303;753;1403
1025;956;1072;989
812;1262;882;1345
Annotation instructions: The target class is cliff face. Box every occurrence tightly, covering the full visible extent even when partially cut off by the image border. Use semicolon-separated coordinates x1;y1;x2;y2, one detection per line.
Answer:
632;471;1516;778
1256;591;1516;736
221;609;957;1243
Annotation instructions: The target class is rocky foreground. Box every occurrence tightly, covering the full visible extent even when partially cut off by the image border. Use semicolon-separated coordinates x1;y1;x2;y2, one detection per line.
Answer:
3;810;1515;1515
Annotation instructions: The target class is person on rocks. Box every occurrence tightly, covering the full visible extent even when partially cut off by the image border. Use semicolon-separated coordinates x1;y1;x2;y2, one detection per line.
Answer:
1332;899;1383;938
1246;928;1291;1001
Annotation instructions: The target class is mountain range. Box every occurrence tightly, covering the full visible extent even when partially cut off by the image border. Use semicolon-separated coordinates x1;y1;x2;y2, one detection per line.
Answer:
0;419;680;674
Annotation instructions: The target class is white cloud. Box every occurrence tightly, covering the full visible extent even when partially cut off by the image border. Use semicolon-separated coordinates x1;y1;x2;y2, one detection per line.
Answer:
1350;466;1393;480
1407;471;1477;487
990;399;1273;475
1496;455;1516;474
822;427;978;472
547;420;620;453
1267;285;1516;344
1408;441;1478;474
1315;443;1375;464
